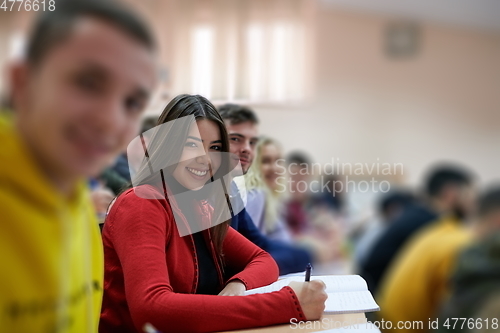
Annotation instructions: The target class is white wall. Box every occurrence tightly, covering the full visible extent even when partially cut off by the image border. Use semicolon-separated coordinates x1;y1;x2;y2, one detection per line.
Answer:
1;2;499;186
253;7;500;186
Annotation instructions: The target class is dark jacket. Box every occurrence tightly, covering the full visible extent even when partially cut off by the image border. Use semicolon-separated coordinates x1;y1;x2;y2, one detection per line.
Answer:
360;203;438;293
230;182;312;275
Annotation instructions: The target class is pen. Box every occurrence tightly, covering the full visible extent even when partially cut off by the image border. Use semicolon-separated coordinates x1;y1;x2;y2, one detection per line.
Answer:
305;263;312;282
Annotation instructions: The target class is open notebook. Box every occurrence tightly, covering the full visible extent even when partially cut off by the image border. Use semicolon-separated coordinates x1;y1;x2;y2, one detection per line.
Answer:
313;322;382;333
244;275;379;314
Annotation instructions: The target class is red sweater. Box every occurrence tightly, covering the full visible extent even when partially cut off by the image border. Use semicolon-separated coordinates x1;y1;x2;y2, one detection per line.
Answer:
99;185;305;333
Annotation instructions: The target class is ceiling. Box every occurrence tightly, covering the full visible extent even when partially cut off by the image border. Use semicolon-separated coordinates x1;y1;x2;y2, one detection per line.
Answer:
320;0;500;33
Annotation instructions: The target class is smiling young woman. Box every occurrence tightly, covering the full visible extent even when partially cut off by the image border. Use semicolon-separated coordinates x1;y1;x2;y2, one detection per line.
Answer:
99;94;328;333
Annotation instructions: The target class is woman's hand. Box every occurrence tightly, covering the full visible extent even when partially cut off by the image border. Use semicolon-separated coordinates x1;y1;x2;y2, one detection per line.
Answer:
288;280;328;320
218;280;246;296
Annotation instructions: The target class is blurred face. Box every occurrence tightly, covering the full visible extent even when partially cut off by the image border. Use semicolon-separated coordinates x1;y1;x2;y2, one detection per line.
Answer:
289;164;310;200
11;17;156;190
453;185;476;220
225;120;259;174
260;143;282;192
173;119;222;191
475;210;500;239
289;165;310;184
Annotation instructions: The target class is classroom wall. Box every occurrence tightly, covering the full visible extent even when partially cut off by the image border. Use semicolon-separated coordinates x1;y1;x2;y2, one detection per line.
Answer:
0;2;499;186
251;7;500;186
127;0;500;186
0;12;13;96
0;10;34;99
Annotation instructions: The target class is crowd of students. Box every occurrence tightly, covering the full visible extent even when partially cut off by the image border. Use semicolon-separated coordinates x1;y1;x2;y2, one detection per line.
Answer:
354;167;500;333
1;0;500;332
0;1;327;332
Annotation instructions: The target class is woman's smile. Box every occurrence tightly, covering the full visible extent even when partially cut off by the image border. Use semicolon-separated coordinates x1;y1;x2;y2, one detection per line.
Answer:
186;166;209;179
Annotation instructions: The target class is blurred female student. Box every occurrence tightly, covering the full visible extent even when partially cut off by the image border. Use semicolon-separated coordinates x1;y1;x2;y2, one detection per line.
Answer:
245;137;293;242
245;137;343;264
99;95;327;333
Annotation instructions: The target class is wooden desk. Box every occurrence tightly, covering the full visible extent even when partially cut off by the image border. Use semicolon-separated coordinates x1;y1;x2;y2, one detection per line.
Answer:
223;313;367;333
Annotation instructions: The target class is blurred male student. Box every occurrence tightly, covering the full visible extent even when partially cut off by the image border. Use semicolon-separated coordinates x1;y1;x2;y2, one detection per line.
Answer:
218;104;313;275
438;186;500;332
376;165;476;333
0;1;156;331
361;165;473;294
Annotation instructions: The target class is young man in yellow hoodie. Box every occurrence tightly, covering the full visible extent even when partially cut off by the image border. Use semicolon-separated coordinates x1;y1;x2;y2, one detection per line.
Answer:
0;1;157;332
376;166;476;333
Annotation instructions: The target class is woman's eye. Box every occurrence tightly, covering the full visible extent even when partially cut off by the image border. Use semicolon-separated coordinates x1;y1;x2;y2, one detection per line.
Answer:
185;142;197;148
210;145;221;151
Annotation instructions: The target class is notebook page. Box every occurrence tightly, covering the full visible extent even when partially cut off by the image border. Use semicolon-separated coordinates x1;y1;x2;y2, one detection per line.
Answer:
311;275;368;293
244;275;369;296
313;322;381;333
325;291;380;314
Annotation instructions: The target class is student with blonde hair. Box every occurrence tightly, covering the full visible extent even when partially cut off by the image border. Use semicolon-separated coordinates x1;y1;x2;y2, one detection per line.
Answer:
244;137;341;264
245;137;293;242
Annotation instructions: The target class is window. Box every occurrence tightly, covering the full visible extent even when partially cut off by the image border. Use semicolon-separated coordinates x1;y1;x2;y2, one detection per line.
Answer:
169;0;314;103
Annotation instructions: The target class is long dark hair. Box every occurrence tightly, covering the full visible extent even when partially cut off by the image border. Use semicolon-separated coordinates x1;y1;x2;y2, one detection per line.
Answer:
131;94;231;256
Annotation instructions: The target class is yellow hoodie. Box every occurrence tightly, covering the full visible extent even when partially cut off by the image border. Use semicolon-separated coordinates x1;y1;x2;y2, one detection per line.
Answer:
0;114;103;332
377;216;472;333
